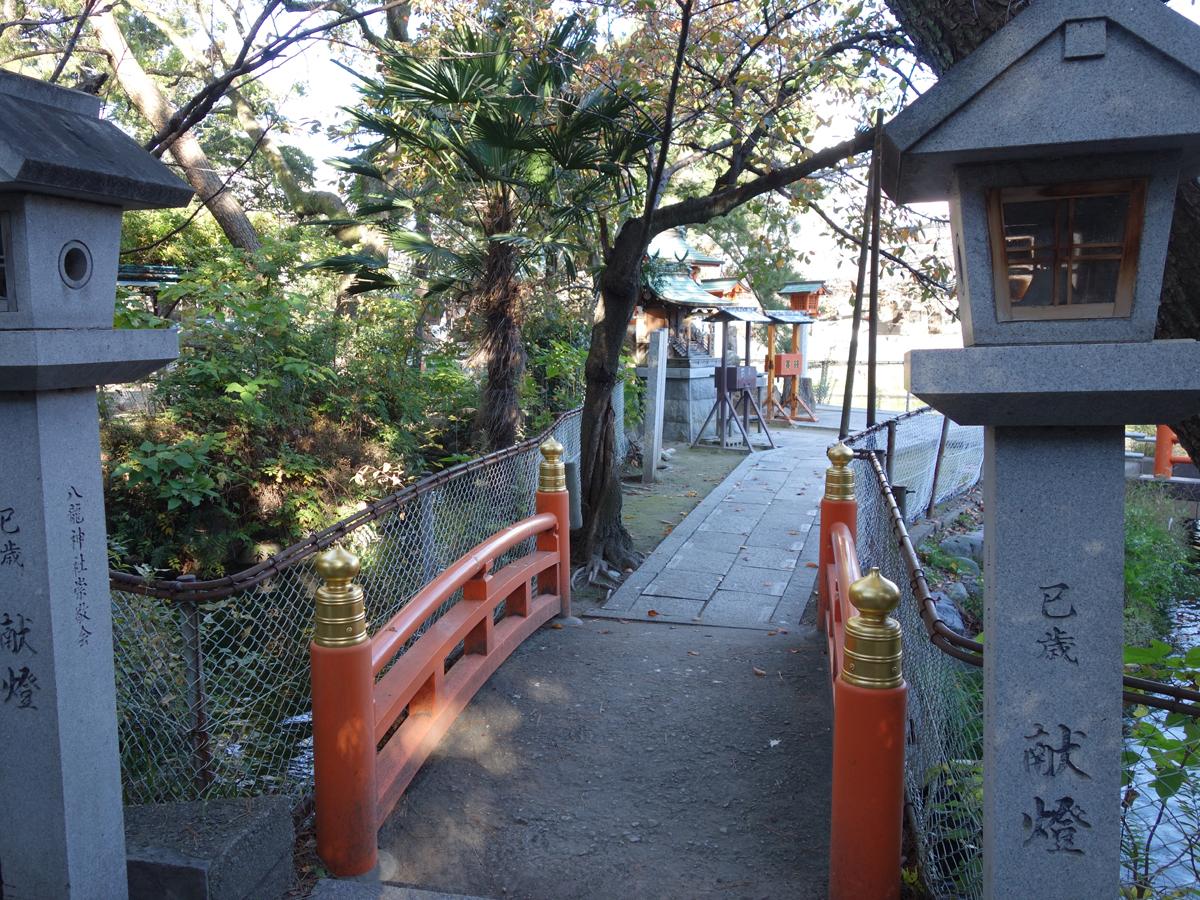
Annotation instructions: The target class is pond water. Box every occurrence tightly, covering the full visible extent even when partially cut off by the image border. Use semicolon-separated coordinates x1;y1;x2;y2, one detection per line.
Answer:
1121;595;1200;894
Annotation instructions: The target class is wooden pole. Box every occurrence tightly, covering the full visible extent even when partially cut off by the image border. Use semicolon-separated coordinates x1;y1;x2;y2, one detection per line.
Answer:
719;320;729;448
766;322;777;420
743;321;752;435
839;123;879;439
866;110;884;428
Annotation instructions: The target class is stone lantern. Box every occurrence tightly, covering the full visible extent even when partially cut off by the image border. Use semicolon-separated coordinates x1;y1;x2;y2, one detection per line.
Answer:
0;71;192;898
884;1;1200;897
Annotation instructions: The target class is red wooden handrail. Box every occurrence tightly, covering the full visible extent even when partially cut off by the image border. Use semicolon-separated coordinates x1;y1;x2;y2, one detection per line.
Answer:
371;512;558;675
310;444;572;878
826;522;861;685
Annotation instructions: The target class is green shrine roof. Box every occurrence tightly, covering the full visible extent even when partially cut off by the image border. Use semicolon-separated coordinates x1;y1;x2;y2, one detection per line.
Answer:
763;309;814;324
705;306;770;324
648;264;729;309
647;228;725;267
699;277;741;292
780;281;824;294
644;261;732;309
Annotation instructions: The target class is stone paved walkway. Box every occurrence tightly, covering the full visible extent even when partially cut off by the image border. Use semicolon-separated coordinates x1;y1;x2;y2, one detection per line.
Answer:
591;417;864;630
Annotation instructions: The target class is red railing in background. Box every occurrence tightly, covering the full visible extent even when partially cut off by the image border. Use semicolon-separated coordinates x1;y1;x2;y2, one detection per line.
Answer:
309;440;572;877
1155;425;1194;478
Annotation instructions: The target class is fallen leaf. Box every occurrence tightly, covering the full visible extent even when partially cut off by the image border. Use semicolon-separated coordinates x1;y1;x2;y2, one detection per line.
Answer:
600;629;612;634
752;666;767;677
767;630;778;636
685;490;698;497
647;609;660;617
805;562;818;569
550;622;564;629
779;629;789;634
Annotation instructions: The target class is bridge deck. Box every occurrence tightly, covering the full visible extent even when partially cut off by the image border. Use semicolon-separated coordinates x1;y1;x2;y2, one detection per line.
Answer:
317;413;879;898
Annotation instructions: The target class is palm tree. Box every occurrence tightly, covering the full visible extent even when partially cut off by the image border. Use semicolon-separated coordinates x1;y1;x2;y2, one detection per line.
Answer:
334;14;648;450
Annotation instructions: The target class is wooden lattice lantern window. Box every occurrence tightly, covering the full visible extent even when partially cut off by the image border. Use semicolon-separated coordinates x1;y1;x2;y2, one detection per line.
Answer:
989;179;1146;322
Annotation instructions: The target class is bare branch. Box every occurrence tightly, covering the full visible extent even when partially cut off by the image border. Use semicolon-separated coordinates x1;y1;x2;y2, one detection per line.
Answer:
807;199;952;295
635;0;694;251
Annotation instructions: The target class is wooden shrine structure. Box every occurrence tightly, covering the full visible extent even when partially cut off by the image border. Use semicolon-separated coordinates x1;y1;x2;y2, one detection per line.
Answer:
764;309;817;423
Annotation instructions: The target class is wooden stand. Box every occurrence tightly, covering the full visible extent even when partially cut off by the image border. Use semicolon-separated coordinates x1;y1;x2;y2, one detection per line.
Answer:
765;322;817;423
692;316;776;450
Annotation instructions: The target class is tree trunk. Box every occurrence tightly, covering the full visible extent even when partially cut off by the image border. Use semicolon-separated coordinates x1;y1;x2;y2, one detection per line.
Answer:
886;0;1200;460
474;196;524;451
91;10;261;252
577;220;647;569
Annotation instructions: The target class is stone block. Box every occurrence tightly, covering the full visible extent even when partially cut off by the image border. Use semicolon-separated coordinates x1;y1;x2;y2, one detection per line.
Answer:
735;547;799;571
125;797;295;900
664;548;738;576
981;426;1123;896
682;530;749;553
940;531;984;563
629;594;704;620
0;327;179;390
743;527;805;552
701;592;778;626
718;565;789;597
907;340;1200;424
643;571;722;602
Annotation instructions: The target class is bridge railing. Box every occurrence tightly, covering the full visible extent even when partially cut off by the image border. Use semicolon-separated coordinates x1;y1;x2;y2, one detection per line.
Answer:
309;439;572;876
838;408;1200;899
107;384;624;807
820;443;907;900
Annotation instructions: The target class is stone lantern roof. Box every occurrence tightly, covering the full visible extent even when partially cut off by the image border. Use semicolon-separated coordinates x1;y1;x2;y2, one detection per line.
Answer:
883;0;1200;204
0;71;192;209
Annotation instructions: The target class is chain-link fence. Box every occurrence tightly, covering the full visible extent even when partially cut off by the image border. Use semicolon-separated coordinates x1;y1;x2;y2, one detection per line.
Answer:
110;388;622;806
848;408;1200;899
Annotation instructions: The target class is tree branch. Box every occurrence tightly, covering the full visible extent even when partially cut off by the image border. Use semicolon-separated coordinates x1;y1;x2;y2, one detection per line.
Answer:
807;199;952;295
650;129;872;234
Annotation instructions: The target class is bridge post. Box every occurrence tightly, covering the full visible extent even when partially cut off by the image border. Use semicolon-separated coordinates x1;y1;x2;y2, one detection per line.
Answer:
818;443;857;628
311;545;378;877
829;567;906;900
536;437;578;623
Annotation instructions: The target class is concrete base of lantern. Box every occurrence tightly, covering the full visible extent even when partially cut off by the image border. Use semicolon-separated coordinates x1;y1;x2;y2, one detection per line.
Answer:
124;798;295;900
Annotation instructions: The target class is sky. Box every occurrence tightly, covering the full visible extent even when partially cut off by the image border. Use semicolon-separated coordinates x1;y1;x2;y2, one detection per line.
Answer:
260;0;1200;277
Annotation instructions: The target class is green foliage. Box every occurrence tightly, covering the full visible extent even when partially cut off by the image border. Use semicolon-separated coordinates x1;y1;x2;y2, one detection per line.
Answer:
103;235;494;576
1122;647;1200;896
112;435;224;511
1124;480;1200;646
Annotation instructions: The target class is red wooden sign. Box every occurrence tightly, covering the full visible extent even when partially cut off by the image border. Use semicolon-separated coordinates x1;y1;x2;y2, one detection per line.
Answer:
774;353;804;376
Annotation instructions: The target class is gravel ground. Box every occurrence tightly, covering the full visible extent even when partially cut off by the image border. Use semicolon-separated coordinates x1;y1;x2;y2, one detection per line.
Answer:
374;617;832;900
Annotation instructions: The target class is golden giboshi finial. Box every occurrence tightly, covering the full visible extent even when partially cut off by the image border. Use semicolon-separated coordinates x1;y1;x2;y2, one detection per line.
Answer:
824;442;855;501
539;437;567;493
313;545;367;648
842;567;903;690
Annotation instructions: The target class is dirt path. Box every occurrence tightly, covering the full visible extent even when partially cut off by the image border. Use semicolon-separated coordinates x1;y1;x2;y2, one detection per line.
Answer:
374;618;831;900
